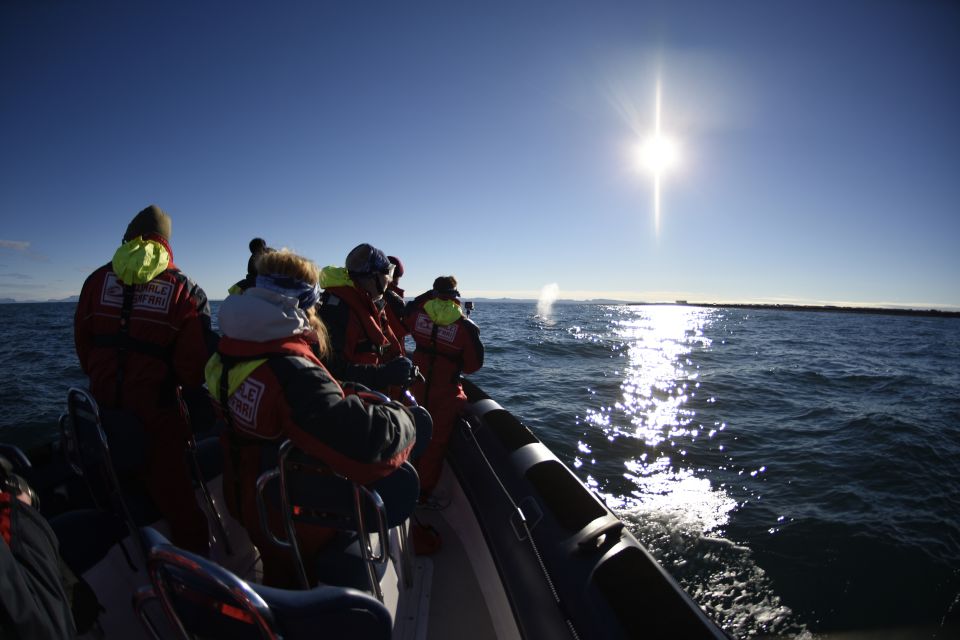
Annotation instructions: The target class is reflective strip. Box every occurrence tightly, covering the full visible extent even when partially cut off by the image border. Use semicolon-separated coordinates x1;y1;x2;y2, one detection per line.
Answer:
204;354;268;402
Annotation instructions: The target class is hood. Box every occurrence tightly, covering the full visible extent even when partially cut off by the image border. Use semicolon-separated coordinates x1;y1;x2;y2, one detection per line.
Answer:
217;287;312;342
424;298;463;326
111;237;171;284
319;265;355;289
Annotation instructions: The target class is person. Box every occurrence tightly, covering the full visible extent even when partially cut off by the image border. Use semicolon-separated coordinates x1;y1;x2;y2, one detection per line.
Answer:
228;237;275;295
317;243;413;394
383;255;408;354
74;205;217;554
0;455;76;639
206;249;422;587
405;276;484;497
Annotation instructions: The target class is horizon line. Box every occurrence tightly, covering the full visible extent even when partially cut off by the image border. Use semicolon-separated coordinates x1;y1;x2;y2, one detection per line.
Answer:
3;294;959;314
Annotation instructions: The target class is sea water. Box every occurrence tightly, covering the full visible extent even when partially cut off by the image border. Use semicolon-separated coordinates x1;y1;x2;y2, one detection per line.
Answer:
1;301;958;638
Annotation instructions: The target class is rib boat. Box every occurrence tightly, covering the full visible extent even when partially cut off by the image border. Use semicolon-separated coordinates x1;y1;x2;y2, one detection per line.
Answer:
6;379;729;639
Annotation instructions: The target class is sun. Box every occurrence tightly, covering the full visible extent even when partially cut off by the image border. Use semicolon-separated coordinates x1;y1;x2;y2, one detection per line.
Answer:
634;76;680;234
637;133;679;174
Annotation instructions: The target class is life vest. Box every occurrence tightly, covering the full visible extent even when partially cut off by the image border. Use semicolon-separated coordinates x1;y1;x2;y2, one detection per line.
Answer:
318;266;402;366
75;235;215;416
406;294;484;405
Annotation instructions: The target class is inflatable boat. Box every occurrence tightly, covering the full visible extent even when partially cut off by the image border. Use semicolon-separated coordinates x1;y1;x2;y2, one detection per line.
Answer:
4;380;728;639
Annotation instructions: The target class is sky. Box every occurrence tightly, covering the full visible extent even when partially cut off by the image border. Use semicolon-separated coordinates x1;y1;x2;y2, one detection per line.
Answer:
1;1;958;310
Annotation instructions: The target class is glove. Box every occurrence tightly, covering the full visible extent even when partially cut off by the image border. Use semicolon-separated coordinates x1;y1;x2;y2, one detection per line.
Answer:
408;406;433;459
378;356;414;387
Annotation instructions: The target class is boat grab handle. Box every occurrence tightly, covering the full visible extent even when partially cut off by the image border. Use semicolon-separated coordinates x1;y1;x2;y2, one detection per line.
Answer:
574;516;624;552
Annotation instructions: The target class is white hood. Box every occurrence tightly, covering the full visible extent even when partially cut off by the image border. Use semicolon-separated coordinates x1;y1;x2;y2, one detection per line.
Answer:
217;288;312;342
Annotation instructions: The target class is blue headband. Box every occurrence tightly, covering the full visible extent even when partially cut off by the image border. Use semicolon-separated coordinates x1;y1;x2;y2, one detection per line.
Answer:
256;274;321;309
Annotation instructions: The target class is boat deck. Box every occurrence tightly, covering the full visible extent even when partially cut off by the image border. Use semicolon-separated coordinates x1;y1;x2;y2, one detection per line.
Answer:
398;463;519;640
78;462;518;640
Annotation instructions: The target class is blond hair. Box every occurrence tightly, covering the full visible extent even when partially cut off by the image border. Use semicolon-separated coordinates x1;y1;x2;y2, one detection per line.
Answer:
255;248;330;358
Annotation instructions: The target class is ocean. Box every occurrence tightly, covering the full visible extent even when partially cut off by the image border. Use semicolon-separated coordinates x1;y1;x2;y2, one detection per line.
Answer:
1;301;958;639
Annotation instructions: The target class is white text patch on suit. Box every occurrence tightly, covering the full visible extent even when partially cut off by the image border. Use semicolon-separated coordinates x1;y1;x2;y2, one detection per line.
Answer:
101;273;174;313
228;377;265;430
415;314;459;343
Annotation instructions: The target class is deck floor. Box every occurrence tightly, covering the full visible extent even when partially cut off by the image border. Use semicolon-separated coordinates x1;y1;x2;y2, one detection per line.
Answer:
77;464;518;639
395;462;520;640
413;505;497;639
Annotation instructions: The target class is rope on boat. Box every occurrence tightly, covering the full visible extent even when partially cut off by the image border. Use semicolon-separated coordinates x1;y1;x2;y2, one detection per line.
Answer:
462;420;581;640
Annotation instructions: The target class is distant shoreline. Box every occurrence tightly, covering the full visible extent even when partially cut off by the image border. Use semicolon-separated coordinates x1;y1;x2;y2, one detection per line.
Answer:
468;298;960;318
2;298;957;319
651;301;960;319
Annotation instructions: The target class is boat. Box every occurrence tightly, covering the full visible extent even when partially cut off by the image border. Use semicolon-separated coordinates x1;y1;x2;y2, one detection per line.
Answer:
5;379;729;639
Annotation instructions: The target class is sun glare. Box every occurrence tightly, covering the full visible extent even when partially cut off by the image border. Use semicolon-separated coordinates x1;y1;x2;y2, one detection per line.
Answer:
636;75;680;235
638;133;679;173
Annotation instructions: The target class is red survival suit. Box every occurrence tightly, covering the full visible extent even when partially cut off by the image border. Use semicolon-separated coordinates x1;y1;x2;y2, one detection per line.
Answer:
317;266;404;391
75;235;216;553
207;287;417;587
404;292;484;494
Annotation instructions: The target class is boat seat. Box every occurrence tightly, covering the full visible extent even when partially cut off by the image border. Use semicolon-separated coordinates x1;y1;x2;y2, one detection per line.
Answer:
59;388;156;567
50;508;130;576
59;387;233;568
255;440;419;598
0;442;32;472
134;526;392;640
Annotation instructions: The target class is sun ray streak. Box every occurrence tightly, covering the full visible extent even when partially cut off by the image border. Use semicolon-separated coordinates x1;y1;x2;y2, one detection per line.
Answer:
654;173;661;235
632;68;679;236
654;75;662;235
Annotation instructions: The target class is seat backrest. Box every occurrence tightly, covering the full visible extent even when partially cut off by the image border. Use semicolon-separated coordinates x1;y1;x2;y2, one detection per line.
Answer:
0;443;32;473
278;444;419;531
60;387;150;568
282;450;388;534
139;527;392;640
141;527;280;640
256;440;390;593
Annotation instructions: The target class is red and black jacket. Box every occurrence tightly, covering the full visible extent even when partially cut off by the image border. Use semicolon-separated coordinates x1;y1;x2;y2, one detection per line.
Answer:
210;335;417;520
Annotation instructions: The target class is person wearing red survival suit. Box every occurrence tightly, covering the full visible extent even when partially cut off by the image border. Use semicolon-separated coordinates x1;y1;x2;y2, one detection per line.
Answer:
317;243;414;394
74;205;217;554
405;276;484;497
207;249;425;588
383;255;408;354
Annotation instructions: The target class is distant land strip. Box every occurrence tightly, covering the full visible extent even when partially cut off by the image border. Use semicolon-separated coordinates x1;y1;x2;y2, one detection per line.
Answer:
653;301;960;319
468;298;960;318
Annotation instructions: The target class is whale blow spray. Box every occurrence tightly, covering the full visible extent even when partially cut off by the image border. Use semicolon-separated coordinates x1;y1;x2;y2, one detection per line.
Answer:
537;283;560;318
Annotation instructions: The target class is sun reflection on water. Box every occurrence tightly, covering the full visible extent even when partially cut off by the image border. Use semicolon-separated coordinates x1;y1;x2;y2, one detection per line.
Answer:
574;305;734;534
570;305;797;635
559;304;807;636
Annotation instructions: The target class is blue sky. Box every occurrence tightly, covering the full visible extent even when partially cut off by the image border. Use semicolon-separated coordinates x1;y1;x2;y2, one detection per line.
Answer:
2;1;958;309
